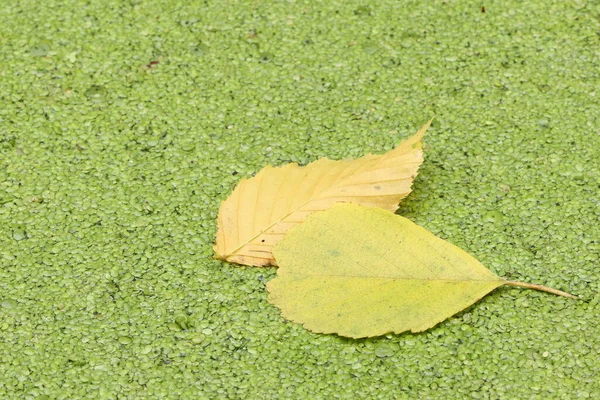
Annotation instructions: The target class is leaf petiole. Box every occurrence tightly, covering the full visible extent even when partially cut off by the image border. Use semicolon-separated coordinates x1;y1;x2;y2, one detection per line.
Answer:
504;280;578;299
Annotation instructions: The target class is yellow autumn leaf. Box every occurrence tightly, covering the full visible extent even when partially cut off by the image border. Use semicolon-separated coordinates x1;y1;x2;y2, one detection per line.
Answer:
214;120;432;267
267;203;576;338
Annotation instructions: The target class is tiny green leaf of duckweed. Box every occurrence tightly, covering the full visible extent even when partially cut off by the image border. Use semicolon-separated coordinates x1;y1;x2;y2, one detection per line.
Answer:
267;204;577;338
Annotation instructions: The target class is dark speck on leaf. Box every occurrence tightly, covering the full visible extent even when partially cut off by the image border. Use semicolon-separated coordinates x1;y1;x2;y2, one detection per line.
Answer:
259;52;273;63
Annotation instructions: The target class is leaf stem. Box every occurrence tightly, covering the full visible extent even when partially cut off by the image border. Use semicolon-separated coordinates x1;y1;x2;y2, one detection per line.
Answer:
504;281;578;299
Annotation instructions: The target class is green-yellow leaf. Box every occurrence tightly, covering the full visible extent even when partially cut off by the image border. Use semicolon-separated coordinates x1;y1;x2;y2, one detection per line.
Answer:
214;120;432;267
267;204;576;338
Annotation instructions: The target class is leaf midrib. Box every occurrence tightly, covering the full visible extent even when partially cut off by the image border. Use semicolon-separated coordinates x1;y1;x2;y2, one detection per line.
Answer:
279;273;505;283
226;158;422;257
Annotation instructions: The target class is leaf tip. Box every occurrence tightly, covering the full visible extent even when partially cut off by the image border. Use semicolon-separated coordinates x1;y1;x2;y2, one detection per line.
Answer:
417;117;434;138
402;118;434;152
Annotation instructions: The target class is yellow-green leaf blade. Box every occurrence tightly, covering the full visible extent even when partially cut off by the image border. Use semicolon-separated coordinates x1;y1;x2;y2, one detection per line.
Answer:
214;120;432;266
268;276;504;338
267;203;506;338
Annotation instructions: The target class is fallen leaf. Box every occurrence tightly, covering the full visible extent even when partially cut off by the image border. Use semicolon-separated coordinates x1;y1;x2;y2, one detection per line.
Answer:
214;120;432;266
267;203;576;338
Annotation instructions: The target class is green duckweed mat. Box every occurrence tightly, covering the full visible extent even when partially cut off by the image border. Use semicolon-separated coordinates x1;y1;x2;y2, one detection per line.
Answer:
1;1;598;398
